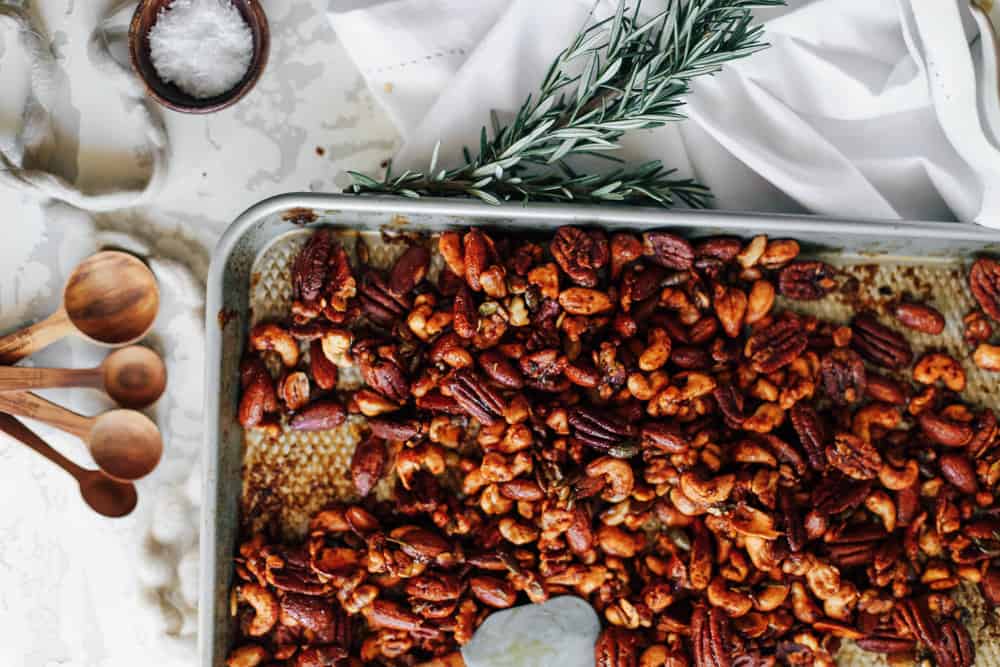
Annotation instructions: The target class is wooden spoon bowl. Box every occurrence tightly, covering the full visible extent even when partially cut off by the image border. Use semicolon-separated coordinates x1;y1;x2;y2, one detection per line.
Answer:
64;251;160;346
88;409;163;482
128;0;270;114
78;469;139;518
102;346;167;409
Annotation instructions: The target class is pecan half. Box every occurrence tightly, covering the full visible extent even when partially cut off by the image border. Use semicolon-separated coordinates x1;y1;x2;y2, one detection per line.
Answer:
970;257;1000;320
777;261;836;300
595;627;639;667
292;229;332;303
444;369;504;425
358;271;409;326
933;619;974;667
643;231;694;271
825;433;881;480
819;348;865;405
745;319;807;373
569;406;639;458
551;227;608;287
692;605;732;667
851;313;913;369
713;383;746;428
789;403;827;472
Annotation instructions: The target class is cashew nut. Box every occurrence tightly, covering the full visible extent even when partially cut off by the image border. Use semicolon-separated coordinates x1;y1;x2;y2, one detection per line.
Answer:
913;352;966;392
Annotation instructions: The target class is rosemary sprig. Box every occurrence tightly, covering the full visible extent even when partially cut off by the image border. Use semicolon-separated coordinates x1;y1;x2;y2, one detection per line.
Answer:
348;0;781;208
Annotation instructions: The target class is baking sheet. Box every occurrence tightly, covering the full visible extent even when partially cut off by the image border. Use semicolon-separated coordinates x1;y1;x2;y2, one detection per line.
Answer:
202;194;1000;667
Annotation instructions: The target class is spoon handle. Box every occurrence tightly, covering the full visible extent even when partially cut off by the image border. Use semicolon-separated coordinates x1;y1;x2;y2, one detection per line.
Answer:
0;308;73;364
0;366;101;392
0;413;85;481
0;390;93;439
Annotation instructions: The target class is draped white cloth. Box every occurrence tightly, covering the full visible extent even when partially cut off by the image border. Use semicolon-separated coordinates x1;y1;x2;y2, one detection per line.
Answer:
330;0;1000;225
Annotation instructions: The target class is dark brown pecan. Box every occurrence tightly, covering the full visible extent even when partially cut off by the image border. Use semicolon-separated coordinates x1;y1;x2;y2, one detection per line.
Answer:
745;319;807;373
820;348;866;405
569;406;639;458
621;265;668;307
595;627;639;667
779;488;806;553
713;383;745;428
444;369;504;425
825;432;881;480
851;313;913;369
933;619;974;667
289;400;346;431
695;236;743;263
970;257;1000;320
642;231;694;271
892;301;945;334
777;261;836;300
355;340;410;404
292;229;333;303
692;605;732;667
323;244;357;321
642;422;690;454
358;271;409;326
414;390;464;415
919;411;973;448
551;226;608;287
969;409;999;458
980;567;1000;606
350;435;387;497
812;475;872;515
893;597;938;646
388;245;430;297
479;349;525;388
641;422;689;454
463;229;493;292
789;403;827;471
293;646;348;667
453;284;478;339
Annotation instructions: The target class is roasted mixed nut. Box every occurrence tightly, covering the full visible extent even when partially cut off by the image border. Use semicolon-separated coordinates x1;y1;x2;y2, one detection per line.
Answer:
232;227;1000;667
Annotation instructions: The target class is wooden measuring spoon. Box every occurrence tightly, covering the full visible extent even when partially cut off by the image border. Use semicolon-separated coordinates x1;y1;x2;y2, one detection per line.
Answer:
0;251;159;364
0;413;137;518
0;390;162;481
0;346;167;409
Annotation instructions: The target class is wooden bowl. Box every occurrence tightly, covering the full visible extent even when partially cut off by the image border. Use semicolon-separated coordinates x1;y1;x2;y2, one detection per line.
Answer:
128;0;269;114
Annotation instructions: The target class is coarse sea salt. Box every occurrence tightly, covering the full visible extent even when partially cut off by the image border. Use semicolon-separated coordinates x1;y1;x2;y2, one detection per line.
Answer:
148;0;253;100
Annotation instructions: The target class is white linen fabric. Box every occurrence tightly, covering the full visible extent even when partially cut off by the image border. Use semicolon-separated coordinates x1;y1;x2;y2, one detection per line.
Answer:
329;0;1000;224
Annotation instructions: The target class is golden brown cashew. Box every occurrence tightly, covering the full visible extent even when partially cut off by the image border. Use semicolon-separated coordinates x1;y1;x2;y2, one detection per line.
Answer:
913;352;966;392
236;583;279;636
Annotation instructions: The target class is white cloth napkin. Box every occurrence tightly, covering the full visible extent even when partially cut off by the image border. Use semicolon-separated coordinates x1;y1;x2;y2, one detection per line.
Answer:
329;0;1000;223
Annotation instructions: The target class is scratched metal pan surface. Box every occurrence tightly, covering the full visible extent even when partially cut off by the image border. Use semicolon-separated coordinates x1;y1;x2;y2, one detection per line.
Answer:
201;193;1000;667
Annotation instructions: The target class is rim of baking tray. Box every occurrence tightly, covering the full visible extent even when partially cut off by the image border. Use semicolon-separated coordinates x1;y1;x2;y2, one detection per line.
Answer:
200;192;1000;665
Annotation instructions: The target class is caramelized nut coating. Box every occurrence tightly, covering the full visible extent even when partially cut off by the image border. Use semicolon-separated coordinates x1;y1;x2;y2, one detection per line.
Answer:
232;229;999;667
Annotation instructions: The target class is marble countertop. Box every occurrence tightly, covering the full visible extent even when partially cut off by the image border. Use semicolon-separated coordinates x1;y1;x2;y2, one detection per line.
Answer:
0;1;396;665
